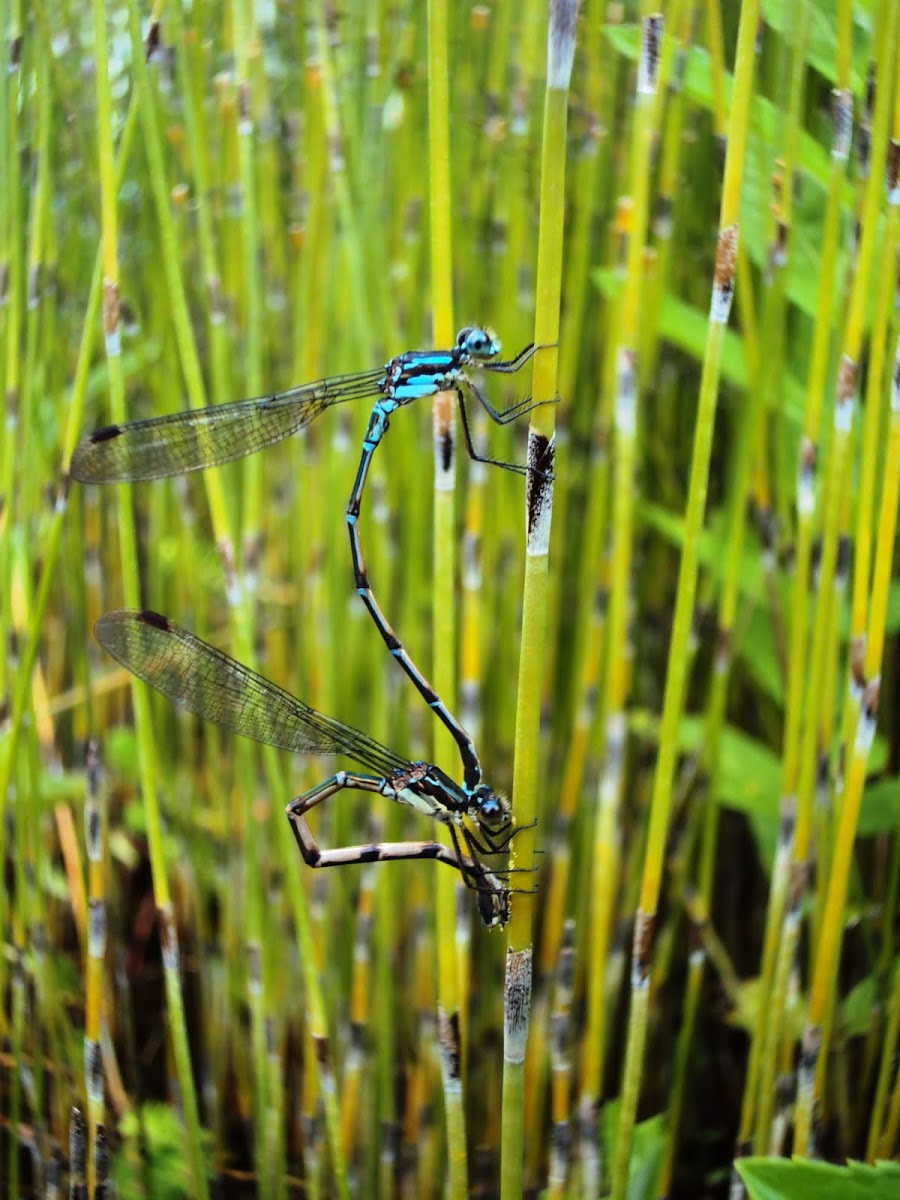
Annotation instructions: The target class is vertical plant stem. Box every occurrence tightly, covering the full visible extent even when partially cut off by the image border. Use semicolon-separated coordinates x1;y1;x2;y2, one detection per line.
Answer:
548;924;575;1198
500;4;574;1197
609;3;758;1193
0;0;20;714
795;5;899;1147
581;26;662;1189
128;7;351;1192
426;2;468;1195
83;743;106;1192
99;3;209;1195
697;0;811;1156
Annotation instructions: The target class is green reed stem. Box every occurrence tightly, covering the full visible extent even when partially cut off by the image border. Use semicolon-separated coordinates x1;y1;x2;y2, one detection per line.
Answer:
581;25;661;1182
702;0;811;1155
134;7;354;1191
869;945;900;1158
0;0;21;712
795;3;899;1149
232;0;264;571
609;2;758;1192
114;5;209;1195
425;2;469;1194
738;66;853;1154
0;70;144;1052
501;4;574;1196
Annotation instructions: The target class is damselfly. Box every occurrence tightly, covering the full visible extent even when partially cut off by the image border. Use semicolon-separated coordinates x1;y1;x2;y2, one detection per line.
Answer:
71;328;549;799
96;608;529;927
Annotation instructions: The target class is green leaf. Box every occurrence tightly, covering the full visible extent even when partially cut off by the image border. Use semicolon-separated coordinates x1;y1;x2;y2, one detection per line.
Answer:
737;608;784;707
603;25;857;185
600;1103;667;1200
104;725;141;783
592;279;808;428
859;776;900;835
628;712;893;869
635;501;769;602
759;0;873;88
738;1156;900;1200
114;1104;211;1200
842;962;900;1037
602;26;884;328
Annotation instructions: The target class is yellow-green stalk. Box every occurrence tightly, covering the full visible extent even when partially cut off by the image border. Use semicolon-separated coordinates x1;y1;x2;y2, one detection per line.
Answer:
500;4;573;1197
134;5;354;1191
0;82;143;1047
645;0;697;382
794;16;899;1145
342;864;376;1163
869;945;900;1158
95;3;209;1194
540;40;633;1050
548;923;575;1198
0;0;21;715
581;25;662;1181
609;1;758;1190
426;2;468;1194
231;0;265;575
458;413;487;1077
544;0;618;731
225;10;282;1193
694;0;812;1155
0;0;22;997
13;15;50;537
678;341;761;1165
737;72;853;1150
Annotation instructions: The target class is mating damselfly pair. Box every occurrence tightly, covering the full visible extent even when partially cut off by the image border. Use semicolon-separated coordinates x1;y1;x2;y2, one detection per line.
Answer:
72;328;551;925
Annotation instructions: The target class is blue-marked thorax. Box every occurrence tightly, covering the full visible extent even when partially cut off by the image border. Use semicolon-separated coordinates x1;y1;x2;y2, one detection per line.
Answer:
407;351;461;372
392;374;456;402
382;348;466;405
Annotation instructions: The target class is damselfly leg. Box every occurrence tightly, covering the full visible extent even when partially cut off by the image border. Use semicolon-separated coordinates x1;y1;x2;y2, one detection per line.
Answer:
285;773;510;927
71;328;550;794
95;609;523;927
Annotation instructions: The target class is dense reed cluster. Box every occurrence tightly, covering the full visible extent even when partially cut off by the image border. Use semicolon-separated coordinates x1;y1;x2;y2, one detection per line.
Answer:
1;1;898;1198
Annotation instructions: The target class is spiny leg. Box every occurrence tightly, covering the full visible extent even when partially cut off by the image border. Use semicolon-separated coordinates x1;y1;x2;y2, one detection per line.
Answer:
346;432;483;794
446;824;515;927
463;375;560;427
482;342;540;373
460;818;537;858
286;772;484;876
455;386;556;486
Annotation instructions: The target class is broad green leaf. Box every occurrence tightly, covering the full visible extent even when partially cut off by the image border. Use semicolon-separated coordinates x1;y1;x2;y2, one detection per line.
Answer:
600;1103;667;1200
114;1104;211;1200
760;0;873;87
738;1156;900;1200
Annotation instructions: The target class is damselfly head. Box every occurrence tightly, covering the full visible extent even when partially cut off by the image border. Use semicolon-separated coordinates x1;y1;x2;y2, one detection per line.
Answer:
471;785;510;829
456;325;501;361
477;879;510;929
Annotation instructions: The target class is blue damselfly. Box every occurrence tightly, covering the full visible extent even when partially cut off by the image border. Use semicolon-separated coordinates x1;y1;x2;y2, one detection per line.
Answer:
96;609;531;926
71;328;550;799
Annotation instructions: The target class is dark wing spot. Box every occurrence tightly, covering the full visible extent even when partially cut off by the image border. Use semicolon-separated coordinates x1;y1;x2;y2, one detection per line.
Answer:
89;424;123;444
137;609;171;631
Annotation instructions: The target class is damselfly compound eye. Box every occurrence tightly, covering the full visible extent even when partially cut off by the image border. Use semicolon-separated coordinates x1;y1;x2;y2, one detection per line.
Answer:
474;787;508;828
456;326;500;360
75;327;537;925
